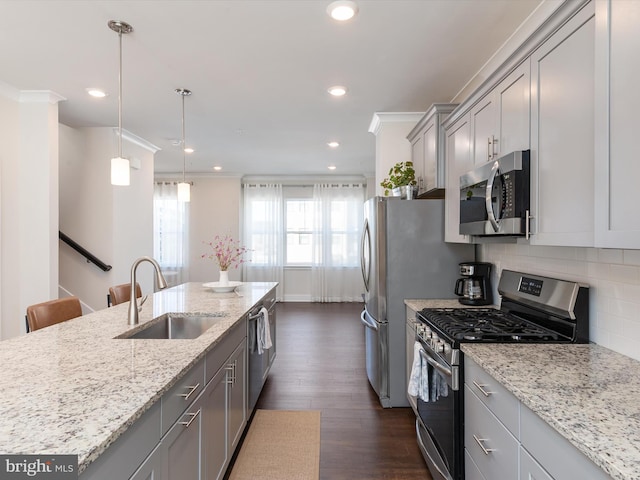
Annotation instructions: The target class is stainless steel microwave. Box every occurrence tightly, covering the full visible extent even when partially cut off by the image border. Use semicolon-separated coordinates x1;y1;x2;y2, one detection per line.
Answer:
459;150;530;236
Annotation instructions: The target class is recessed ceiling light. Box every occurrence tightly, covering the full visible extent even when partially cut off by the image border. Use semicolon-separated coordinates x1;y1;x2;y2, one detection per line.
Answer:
328;141;340;148
184;147;194;153
213;166;222;171
328;85;347;97
327;1;358;21
328;165;337;170
86;88;107;98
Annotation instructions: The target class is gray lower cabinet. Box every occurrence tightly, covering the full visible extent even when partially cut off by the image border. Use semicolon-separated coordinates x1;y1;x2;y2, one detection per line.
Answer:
164;391;204;480
79;321;248;480
204;339;247;480
130;443;163;480
465;356;613;480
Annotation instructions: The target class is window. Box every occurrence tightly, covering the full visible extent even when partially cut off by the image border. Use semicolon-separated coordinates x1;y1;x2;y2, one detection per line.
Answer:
286;199;314;265
153;183;189;286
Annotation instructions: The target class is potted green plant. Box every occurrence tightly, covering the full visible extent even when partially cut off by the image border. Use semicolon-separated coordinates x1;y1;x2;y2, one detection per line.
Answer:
380;161;417;198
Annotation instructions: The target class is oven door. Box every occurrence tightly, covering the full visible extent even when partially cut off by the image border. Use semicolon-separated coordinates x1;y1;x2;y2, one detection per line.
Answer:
415;343;462;480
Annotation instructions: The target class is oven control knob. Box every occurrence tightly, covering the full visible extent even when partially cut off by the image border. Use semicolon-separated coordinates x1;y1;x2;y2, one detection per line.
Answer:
423;326;433;338
443;343;451;355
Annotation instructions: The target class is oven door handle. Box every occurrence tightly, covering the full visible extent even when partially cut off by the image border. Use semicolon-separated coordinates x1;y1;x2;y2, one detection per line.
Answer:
419;348;452;379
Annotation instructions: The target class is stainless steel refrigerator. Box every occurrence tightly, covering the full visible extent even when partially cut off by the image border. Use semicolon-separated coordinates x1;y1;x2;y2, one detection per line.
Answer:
360;197;474;407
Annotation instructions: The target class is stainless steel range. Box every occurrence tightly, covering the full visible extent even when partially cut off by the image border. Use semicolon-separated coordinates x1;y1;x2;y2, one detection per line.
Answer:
412;269;589;480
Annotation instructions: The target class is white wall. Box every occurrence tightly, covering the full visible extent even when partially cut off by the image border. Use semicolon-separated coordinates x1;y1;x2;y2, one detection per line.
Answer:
59;126;155;311
368;113;423;197
0;86;62;339
187;176;242;283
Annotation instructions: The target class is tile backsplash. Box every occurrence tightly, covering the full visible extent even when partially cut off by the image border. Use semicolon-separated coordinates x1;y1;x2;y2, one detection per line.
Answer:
479;243;640;361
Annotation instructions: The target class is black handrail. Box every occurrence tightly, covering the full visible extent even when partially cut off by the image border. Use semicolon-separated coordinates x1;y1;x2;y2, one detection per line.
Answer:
59;231;112;272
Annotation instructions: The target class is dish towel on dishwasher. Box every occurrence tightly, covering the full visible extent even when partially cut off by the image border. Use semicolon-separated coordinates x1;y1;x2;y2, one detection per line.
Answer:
256;306;272;354
408;341;429;401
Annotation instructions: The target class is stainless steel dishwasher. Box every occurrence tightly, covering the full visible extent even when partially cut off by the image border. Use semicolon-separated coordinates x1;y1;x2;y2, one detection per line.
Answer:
247;290;277;412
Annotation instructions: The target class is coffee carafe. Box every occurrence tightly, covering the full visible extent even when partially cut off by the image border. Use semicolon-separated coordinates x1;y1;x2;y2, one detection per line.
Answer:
454;262;493;306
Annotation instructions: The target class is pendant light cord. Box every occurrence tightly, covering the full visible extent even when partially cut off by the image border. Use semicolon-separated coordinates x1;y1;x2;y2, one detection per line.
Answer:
118;29;123;159
182;92;186;183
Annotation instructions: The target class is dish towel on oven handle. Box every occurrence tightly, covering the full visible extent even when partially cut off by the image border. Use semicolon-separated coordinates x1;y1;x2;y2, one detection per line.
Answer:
256;306;272;354
408;342;430;401
431;364;449;402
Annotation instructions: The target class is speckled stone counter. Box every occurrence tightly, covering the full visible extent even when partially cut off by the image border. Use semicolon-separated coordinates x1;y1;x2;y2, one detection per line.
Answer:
0;282;276;474
462;344;640;480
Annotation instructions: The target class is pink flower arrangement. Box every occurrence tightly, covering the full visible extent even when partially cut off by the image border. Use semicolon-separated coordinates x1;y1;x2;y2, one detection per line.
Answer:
202;235;250;271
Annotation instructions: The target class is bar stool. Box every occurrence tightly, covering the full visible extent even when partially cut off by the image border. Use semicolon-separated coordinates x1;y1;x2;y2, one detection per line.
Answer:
26;296;82;332
108;282;142;307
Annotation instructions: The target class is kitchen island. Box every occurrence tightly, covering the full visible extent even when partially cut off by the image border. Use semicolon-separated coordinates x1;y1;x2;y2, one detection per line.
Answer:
0;281;277;476
463;343;640;480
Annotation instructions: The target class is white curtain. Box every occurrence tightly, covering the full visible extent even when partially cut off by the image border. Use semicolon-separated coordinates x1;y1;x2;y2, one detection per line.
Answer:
153;182;189;287
311;183;365;302
242;184;284;300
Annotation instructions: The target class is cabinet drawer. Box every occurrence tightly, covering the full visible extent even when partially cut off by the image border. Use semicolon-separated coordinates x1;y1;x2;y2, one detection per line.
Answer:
465;450;487;480
465;384;519;480
161;358;205;435
520;405;611;480
520;446;553;480
465;357;519;436
206;320;245;383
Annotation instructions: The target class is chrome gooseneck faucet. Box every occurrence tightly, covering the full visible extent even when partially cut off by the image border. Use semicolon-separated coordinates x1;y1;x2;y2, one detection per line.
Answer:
128;256;169;325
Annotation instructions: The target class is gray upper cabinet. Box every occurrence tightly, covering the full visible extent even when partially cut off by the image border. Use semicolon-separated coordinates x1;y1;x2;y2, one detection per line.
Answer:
595;0;640;248
407;104;457;197
529;2;595;246
443;0;595;247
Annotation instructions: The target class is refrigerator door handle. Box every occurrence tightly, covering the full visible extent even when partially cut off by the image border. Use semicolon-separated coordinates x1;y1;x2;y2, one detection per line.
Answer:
360;219;371;291
360;309;378;331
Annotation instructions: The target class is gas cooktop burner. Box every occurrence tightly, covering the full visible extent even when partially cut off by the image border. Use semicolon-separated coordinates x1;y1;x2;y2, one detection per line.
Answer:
418;307;561;342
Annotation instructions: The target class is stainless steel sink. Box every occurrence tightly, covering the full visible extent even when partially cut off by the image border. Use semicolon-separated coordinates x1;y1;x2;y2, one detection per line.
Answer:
117;313;228;340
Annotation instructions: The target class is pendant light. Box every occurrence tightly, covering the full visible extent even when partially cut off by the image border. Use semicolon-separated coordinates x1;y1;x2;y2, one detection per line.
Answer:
109;20;133;186
176;88;192;202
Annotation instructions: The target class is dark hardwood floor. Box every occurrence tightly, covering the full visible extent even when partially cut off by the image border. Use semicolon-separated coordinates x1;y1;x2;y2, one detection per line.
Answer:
255;302;432;480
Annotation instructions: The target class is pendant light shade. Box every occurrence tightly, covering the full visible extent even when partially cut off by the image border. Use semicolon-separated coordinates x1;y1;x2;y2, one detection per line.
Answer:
176;88;192;203
109;20;132;186
111;157;130;185
177;181;191;202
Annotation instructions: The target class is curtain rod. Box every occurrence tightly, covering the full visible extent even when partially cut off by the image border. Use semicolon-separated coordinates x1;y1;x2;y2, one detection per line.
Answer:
243;183;365;188
154;181;194;186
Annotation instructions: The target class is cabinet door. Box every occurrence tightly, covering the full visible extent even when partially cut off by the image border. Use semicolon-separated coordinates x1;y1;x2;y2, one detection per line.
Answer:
470;95;498;165
163;394;203;480
519;447;554;480
496;62;531;156
411;134;426;194
227;341;247;452
130;444;163;480
530;3;595;246
405;308;417;413
445;113;473;243
422;117;438;192
595;0;640;247
202;365;229;480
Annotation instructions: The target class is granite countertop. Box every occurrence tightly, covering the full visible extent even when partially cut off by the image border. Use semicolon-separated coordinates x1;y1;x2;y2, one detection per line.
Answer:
462;344;640;480
0;281;277;474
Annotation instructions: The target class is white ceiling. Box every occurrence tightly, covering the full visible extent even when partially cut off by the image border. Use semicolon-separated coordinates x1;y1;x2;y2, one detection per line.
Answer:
0;0;541;177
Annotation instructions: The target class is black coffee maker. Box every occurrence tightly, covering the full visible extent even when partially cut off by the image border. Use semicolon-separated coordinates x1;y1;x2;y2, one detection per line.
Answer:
454;262;493;306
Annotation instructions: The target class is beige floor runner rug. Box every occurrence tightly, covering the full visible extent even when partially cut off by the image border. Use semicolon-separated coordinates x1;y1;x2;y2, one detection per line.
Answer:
229;409;321;480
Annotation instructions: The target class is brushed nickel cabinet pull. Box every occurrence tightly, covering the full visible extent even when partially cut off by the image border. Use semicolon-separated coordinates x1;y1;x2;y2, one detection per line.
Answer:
473;380;492;397
179;409;201;428
473;434;495;455
179;383;200;400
